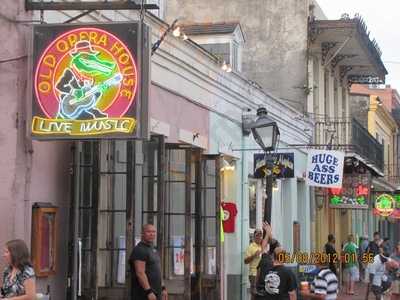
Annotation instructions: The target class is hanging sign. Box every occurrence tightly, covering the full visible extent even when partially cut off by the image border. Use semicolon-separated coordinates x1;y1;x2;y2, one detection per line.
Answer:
329;172;370;209
254;153;294;179
306;150;345;188
374;194;395;217
31;23;148;139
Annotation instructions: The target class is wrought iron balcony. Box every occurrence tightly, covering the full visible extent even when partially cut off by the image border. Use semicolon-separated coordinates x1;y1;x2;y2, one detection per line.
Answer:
315;118;384;172
350;119;384;171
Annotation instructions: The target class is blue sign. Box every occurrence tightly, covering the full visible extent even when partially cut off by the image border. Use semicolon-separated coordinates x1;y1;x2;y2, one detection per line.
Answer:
254;153;294;179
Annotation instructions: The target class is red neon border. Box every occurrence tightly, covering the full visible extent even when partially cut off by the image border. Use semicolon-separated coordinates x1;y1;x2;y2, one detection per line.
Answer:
34;27;138;118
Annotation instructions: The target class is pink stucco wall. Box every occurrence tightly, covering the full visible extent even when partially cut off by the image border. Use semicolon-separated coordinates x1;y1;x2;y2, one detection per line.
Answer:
150;84;209;145
0;1;71;298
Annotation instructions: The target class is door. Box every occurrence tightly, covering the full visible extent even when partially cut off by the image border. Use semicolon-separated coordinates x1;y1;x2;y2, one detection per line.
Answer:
196;154;221;300
67;141;100;300
161;146;221;300
68;141;135;300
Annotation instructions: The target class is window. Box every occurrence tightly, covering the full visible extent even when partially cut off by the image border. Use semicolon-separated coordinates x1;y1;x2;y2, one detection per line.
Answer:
200;43;230;64
231;42;239;72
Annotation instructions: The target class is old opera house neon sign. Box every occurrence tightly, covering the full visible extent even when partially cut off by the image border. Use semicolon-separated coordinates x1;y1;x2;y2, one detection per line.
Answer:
32;27;138;137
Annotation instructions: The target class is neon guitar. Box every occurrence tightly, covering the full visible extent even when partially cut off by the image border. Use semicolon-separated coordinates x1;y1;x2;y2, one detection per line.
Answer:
59;73;123;119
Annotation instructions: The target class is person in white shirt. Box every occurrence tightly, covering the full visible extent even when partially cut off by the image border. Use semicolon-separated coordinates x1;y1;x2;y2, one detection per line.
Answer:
369;246;399;300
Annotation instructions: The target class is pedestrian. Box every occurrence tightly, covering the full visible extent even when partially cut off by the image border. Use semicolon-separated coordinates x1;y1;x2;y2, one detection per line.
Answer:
1;239;36;299
366;231;383;285
369;245;399;300
255;246;297;300
324;234;337;275
367;231;383;257
245;228;264;300
383;237;394;255
129;224;168;300
390;242;400;300
342;234;359;295
300;257;338;300
359;236;369;282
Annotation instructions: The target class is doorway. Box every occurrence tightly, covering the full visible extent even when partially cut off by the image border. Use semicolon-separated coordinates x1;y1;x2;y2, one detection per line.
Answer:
67;137;221;300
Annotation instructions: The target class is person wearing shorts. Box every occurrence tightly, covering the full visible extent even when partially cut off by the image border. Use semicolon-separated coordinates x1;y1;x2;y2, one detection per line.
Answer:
343;234;359;295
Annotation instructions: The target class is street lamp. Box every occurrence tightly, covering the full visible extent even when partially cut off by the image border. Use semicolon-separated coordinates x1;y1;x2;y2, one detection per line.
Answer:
251;107;280;152
243;107;280;224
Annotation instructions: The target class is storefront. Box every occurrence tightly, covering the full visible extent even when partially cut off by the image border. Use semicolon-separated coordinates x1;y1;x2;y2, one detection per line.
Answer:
29;19;223;300
67;138;222;300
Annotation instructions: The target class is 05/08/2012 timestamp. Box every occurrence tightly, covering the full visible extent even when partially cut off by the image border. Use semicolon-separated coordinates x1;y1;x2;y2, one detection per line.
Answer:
277;252;374;265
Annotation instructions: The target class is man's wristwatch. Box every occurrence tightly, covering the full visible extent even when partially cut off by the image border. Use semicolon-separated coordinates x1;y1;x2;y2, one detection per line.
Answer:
144;288;154;296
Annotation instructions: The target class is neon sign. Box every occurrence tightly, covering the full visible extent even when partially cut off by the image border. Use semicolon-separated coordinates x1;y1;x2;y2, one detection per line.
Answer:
374;194;395;217
31;24;142;138
329;184;368;207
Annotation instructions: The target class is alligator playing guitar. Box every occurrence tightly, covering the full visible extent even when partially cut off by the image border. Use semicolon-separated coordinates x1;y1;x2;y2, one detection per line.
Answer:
59;73;123;119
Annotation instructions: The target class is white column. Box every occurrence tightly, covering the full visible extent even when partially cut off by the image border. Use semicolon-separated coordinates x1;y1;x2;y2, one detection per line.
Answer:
304;185;311;252
318;58;325;144
328;75;335;119
345;88;350;143
307;58;314;114
337;84;343;143
282;178;298;253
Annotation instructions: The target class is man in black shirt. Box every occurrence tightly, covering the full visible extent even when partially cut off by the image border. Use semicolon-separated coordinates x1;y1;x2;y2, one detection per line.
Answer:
129;224;167;300
255;246;297;300
324;234;337;275
367;232;382;257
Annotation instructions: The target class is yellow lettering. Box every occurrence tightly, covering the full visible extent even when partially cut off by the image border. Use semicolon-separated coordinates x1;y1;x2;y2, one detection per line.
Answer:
119;53;130;65
120;89;132;99
43;54;56;68
121;66;135;76
98;34;108;46
67;34;78;48
79;32;89;41
89;31;98;44
56;39;69;52
38;81;51;93
111;42;125;56
123;78;135;86
39;69;53;80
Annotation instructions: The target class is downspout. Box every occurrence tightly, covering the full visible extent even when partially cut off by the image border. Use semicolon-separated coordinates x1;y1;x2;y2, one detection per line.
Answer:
240;132;246;300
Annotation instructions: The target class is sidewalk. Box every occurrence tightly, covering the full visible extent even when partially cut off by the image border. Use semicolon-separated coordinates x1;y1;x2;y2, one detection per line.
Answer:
337;281;376;300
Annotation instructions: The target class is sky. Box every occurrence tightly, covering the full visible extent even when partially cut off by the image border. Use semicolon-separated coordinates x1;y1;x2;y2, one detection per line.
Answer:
317;0;400;89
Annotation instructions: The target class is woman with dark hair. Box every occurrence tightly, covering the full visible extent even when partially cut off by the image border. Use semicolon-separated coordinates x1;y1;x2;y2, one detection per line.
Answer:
1;239;36;299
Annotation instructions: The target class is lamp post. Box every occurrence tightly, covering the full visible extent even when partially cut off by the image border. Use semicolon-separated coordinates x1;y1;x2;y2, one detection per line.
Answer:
250;107;280;223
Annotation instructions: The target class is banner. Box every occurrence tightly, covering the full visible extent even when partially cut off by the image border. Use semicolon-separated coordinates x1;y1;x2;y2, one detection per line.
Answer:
31;23;149;139
254;153;294;179
306;150;344;188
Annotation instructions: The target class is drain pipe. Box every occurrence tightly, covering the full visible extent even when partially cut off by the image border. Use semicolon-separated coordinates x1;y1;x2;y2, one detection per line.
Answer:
240;133;246;300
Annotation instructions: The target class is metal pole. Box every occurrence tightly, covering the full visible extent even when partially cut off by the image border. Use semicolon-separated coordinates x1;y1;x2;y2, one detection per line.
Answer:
264;173;273;223
264;153;273;223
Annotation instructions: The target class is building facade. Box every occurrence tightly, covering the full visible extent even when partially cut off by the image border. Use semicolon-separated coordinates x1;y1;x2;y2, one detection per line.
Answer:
165;0;389;275
0;1;313;300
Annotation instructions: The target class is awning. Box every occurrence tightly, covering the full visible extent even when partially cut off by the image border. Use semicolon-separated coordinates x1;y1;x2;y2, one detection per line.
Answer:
345;152;384;177
372;177;397;193
309;16;387;84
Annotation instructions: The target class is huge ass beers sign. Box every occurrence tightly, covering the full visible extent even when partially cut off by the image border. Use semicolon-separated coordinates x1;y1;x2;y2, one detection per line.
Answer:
31;23;147;139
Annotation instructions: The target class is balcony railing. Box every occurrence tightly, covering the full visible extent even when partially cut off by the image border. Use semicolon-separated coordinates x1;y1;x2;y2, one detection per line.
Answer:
315;118;384;172
351;119;384;171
